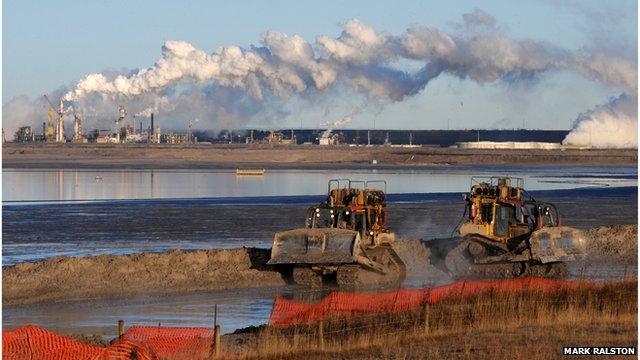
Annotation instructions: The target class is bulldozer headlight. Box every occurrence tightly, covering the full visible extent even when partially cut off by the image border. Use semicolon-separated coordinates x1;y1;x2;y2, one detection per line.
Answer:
330;210;334;214
330;214;334;218
316;213;320;217
369;231;374;235
315;208;320;213
345;211;350;215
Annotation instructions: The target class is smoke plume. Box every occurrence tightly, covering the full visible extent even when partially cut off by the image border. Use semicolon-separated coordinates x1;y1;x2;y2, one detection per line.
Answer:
563;94;637;148
64;17;576;103
321;107;361;137
3;9;637;146
560;53;637;148
134;97;173;118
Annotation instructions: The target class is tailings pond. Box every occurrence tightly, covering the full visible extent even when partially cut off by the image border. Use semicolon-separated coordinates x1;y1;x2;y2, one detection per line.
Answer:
3;166;637;336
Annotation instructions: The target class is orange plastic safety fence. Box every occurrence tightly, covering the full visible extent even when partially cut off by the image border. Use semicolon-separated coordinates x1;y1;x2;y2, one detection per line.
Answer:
122;325;214;359
3;324;105;360
3;324;215;360
95;339;154;360
2;324;154;360
269;277;594;326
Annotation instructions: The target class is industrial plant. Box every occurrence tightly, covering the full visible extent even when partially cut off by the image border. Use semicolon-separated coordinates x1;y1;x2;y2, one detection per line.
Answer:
8;98;201;145
7;99;577;149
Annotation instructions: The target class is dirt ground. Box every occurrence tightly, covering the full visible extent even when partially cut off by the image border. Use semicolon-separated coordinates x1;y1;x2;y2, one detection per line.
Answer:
3;224;636;307
3;143;636;168
2;248;286;307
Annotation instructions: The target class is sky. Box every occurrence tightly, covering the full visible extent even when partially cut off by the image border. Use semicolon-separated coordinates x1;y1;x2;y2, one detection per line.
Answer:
2;0;637;131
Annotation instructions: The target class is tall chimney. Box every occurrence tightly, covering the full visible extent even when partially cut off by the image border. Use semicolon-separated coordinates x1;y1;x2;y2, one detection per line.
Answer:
150;113;154;135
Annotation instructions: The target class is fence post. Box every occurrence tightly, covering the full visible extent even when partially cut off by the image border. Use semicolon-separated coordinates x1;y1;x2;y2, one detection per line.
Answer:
118;320;125;338
423;303;429;336
317;320;324;350
211;304;221;359
214;325;221;358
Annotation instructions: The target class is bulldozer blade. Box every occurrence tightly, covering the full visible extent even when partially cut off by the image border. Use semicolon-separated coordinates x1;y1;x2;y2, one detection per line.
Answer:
529;226;586;263
268;228;361;265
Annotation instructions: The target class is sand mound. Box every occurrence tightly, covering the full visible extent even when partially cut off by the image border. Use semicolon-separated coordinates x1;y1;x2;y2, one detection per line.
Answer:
3;248;286;307
585;224;637;261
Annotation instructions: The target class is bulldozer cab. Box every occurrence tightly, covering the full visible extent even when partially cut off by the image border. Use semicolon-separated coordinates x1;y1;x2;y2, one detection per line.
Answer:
304;179;393;245
462;177;561;242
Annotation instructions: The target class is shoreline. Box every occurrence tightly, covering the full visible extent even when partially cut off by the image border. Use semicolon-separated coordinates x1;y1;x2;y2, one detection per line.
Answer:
3;143;637;169
2;248;287;307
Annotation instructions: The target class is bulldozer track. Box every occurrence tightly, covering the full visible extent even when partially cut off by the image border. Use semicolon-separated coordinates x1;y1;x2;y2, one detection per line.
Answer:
336;265;365;287
522;262;568;278
292;267;323;287
444;239;567;279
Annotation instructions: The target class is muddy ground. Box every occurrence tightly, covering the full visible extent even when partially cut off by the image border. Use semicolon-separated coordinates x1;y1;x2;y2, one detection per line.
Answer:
3;143;636;168
3;248;286;307
3;224;636;307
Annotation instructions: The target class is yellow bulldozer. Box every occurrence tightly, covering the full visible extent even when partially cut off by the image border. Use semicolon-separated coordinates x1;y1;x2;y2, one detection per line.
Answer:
268;179;405;287
444;177;585;277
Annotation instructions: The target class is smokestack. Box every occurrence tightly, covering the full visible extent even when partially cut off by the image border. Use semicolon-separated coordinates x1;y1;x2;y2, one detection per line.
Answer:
150;113;154;135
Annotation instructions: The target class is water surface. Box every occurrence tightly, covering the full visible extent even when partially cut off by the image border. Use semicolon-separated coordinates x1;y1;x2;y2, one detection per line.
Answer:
2;166;637;335
3;166;636;203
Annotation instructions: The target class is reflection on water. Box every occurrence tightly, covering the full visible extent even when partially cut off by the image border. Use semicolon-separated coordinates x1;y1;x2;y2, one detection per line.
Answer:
3;167;637;202
3;287;284;336
2;285;343;337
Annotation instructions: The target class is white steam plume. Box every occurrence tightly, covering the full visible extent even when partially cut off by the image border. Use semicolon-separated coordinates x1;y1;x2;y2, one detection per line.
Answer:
322;115;353;129
63;16;581;103
4;9;636;141
562;53;637;148
563;94;637;148
321;107;361;137
134;96;173;117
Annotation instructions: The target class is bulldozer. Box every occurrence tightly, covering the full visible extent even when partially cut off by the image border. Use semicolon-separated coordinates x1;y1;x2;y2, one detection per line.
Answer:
268;179;406;287
443;177;585;277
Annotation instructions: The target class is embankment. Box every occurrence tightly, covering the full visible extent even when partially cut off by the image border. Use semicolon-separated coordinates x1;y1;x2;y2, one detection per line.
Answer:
3;225;636;307
3;248;286;307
